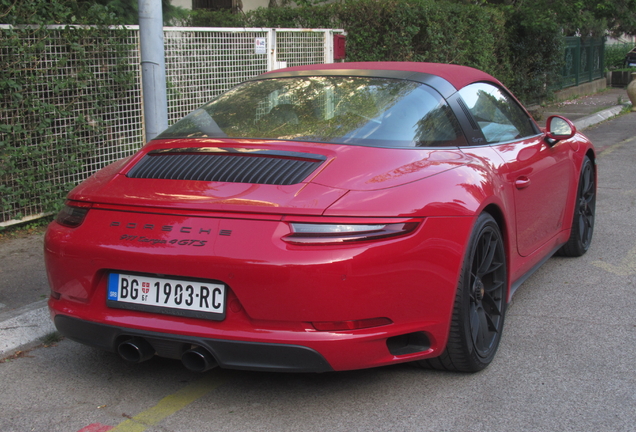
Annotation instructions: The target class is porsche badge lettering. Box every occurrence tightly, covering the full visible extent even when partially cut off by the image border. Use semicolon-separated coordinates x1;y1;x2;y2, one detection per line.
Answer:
109;221;213;234
109;221;222;247
118;234;208;247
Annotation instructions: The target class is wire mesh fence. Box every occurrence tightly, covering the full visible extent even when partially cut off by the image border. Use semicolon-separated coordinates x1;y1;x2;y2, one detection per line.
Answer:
164;28;269;124
0;26;344;226
0;25;143;226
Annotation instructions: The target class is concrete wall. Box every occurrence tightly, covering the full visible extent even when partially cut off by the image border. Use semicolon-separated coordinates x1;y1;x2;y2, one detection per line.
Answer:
554;78;607;101
172;0;192;9
243;0;269;11
607;35;636;45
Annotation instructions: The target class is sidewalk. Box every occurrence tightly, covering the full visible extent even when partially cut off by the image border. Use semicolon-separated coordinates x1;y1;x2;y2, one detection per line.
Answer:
0;86;632;359
0;230;55;357
538;87;630;131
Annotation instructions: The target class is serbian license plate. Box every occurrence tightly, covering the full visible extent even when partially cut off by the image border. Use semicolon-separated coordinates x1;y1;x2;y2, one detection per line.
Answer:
107;273;225;320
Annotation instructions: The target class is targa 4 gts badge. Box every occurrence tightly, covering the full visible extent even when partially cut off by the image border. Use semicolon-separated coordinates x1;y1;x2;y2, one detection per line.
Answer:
109;221;219;247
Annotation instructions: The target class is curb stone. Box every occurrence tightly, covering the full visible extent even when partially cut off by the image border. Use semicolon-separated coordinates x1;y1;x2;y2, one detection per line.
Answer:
573;105;626;130
0;300;55;358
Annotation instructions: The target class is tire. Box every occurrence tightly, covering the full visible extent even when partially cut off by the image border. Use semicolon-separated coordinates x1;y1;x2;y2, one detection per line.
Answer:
557;156;595;257
415;213;507;372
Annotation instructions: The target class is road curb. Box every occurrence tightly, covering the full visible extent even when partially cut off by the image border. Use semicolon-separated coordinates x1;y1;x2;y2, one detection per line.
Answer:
0;300;55;358
573;105;625;130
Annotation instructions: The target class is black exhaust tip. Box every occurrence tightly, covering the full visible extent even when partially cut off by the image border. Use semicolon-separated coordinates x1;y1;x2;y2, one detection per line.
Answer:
182;346;218;372
117;337;155;363
387;332;430;356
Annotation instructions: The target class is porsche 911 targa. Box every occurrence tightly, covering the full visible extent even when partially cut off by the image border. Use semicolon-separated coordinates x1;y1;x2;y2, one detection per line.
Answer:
45;62;596;373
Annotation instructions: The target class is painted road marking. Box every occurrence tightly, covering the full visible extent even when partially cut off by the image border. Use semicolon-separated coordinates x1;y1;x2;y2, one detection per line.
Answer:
78;424;113;432
598;135;636;159
79;371;227;432
593;245;636;276
591;135;636;275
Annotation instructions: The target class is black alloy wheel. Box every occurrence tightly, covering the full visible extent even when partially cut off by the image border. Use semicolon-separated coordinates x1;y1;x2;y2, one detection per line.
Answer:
417;213;507;372
558;156;596;257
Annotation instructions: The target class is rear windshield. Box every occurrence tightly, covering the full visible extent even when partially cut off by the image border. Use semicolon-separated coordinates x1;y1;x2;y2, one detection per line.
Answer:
156;76;467;148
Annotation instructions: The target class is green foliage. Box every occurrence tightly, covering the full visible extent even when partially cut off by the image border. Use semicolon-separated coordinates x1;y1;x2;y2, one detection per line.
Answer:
586;0;636;37
335;0;507;73
41;331;64;346
189;0;561;103
605;43;635;70
0;0;136;222
293;0;331;5
471;0;636;37
238;2;336;28
72;0;188;26
186;9;245;27
501;5;564;103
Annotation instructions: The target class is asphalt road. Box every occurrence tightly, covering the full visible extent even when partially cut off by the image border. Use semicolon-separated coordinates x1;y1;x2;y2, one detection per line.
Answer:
1;112;635;432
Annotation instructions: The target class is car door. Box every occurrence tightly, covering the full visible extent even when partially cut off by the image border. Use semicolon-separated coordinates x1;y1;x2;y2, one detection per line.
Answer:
457;82;574;257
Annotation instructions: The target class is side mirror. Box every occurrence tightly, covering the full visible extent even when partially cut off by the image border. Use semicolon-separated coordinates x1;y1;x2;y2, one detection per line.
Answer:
545;115;576;144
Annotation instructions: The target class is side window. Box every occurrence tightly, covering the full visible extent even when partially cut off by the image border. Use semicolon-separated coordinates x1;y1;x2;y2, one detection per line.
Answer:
458;83;537;144
358;85;467;147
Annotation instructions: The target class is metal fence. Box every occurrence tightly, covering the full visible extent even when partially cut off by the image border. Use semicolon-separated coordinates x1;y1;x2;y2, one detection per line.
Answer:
0;26;344;226
164;27;340;124
561;37;605;88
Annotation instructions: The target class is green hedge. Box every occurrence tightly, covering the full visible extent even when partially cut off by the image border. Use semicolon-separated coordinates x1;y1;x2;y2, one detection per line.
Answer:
188;0;564;104
605;43;635;70
502;6;564;104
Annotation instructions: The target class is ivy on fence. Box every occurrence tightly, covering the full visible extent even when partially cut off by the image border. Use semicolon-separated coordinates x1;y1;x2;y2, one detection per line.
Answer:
1;1;137;223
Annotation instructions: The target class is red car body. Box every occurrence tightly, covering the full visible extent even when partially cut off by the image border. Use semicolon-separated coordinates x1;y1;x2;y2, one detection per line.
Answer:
45;62;595;373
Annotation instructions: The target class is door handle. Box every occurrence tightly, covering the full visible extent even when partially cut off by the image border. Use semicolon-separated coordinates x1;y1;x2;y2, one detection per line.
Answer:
515;177;531;189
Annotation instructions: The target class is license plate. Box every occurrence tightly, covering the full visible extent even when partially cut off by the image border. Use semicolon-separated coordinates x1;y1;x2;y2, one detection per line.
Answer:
107;273;225;320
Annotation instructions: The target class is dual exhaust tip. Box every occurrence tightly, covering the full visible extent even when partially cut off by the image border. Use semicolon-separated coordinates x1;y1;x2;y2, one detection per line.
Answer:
117;337;217;372
181;346;218;373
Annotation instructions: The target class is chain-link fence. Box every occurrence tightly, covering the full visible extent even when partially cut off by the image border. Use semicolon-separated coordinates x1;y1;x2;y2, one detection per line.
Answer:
0;26;344;226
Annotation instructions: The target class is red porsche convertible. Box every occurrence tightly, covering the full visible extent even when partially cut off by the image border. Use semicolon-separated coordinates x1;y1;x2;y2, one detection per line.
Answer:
45;62;595;373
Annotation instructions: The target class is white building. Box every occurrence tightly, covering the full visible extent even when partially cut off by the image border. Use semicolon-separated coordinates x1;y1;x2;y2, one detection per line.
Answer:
172;0;272;13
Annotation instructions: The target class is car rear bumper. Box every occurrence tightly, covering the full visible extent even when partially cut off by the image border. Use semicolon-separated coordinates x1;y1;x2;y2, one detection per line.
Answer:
54;314;333;372
49;295;449;371
45;210;475;371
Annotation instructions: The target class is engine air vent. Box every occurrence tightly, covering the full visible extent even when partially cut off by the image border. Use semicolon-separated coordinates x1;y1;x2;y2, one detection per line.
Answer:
127;148;326;186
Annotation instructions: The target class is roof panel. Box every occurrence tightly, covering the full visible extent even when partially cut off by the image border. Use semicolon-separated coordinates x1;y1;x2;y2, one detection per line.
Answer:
265;62;501;91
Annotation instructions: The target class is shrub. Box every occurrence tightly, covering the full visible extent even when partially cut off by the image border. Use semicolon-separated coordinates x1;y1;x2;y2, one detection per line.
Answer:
335;0;562;102
186;8;245;27
605;43;635;70
502;6;564;103
190;0;562;103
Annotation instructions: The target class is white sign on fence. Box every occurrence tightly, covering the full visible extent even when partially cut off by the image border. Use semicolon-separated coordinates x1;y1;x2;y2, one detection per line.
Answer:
254;37;267;54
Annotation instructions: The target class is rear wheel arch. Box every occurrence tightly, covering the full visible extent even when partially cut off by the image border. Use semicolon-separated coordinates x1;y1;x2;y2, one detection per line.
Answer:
558;154;596;257
585;149;597;179
482;204;506;244
415;211;508;372
481;204;510;280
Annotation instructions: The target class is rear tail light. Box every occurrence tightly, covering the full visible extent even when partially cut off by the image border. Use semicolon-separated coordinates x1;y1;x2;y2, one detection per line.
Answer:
283;222;418;245
55;201;92;227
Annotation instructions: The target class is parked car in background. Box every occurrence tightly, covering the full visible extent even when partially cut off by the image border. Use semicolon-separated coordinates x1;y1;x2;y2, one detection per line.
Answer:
626;46;636;66
45;62;596;374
